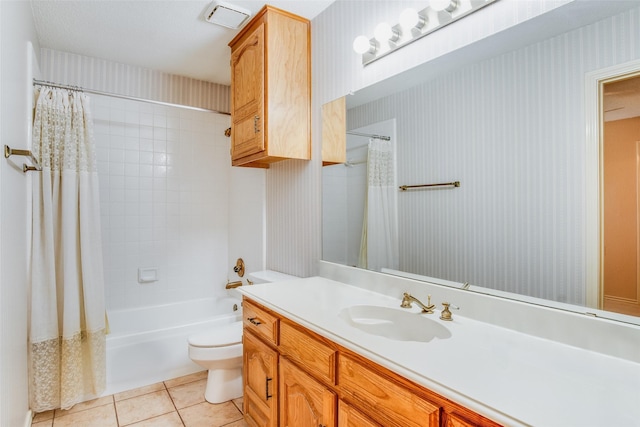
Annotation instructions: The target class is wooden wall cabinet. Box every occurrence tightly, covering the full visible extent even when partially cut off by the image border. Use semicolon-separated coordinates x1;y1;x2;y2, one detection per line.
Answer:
322;97;346;166
228;5;311;168
242;297;501;427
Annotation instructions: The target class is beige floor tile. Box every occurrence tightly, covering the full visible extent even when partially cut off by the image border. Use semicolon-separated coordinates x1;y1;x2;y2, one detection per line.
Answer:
33;410;54;422
32;420;53;427
222;420;249;427
178;401;243;427
164;371;207;389
167;379;206;409
114;382;166;402
125;411;184;427
115;390;176;426
54;395;114;417
231;397;243;413
52;402;118;427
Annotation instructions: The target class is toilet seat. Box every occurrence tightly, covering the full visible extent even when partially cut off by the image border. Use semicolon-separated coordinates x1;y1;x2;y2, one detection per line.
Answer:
188;321;242;348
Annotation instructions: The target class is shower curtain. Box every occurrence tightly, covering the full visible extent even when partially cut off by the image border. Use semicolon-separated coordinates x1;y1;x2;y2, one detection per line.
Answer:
358;138;399;271
29;86;106;411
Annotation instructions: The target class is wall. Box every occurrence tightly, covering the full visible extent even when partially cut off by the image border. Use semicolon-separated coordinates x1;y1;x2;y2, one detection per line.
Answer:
92;95;229;309
41;50;266;309
0;2;40;425
40;48;229;113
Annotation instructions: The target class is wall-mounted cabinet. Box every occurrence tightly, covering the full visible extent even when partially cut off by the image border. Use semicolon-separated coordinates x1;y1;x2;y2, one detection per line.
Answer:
322;97;346;166
229;5;311;168
242;297;501;427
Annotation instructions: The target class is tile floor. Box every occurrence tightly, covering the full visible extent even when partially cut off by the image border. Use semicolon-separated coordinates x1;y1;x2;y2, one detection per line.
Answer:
32;371;248;427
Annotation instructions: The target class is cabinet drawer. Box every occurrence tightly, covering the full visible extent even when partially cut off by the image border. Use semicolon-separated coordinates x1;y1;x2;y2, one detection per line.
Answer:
243;299;279;345
338;354;440;427
279;320;336;384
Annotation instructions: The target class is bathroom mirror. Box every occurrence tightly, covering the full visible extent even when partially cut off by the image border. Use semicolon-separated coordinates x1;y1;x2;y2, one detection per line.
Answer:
322;3;640;324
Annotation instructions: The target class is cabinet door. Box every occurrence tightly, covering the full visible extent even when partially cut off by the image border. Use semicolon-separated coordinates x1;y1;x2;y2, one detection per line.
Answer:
230;22;265;161
280;358;336;427
244;330;278;427
338;399;381;427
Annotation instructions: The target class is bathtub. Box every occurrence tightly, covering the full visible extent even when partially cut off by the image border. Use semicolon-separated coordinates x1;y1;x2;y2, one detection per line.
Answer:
104;296;241;396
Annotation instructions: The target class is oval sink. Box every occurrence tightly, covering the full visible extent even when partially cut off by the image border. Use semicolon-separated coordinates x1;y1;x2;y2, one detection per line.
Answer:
339;305;452;342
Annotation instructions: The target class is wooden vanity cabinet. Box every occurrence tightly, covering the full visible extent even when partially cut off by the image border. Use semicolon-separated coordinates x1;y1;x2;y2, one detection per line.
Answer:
242;297;501;427
280;358;336;427
338;400;381;427
228;5;311;168
243;331;278;427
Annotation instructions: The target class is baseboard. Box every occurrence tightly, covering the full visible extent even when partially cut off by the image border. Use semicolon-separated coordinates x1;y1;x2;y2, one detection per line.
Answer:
23;410;33;427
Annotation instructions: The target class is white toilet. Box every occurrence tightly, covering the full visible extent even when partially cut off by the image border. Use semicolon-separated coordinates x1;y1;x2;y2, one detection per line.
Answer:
188;321;243;404
187;270;297;404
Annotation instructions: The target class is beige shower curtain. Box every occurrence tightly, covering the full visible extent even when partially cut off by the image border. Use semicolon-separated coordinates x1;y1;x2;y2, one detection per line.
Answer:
29;86;106;411
358;138;399;271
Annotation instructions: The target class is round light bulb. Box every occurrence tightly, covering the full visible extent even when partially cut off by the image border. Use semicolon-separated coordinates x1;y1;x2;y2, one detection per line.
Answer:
353;35;373;54
374;22;393;42
399;8;419;30
430;0;457;12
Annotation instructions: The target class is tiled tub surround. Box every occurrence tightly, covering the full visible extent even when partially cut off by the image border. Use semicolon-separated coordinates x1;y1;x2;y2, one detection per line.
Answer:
32;371;247;427
239;268;640;427
92;94;232;311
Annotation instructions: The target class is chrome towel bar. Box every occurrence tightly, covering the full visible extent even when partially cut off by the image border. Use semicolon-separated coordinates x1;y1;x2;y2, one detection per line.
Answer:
4;145;42;173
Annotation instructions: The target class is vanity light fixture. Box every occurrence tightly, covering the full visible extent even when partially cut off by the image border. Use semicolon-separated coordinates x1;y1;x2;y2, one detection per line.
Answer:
430;0;458;13
353;0;498;65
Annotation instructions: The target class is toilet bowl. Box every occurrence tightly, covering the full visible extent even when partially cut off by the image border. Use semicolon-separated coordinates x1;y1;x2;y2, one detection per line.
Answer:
188;321;243;404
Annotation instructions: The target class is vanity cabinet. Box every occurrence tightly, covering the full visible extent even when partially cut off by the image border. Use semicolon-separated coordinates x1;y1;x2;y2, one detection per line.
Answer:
228;5;311;168
242;297;501;427
243;331;278;427
280;358;336;427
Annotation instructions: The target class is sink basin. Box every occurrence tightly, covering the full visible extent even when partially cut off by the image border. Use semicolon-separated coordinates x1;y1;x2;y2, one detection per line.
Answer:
338;305;452;342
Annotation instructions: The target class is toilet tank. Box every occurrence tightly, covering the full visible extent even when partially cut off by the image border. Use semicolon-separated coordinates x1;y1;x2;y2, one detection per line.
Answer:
247;270;298;284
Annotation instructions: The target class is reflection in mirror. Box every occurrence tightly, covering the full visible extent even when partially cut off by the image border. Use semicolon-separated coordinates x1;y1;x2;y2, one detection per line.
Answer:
323;120;397;271
602;73;640;317
321;5;640;325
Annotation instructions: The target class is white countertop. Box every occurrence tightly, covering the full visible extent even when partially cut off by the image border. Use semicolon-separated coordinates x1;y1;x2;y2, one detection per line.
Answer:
239;276;640;427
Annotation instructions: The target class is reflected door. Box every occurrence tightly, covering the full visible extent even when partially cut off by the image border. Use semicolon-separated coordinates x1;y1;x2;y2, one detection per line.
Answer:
603;75;640;316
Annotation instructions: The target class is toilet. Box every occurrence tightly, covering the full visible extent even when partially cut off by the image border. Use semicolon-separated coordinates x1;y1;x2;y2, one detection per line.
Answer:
188;321;243;403
187;270;297;403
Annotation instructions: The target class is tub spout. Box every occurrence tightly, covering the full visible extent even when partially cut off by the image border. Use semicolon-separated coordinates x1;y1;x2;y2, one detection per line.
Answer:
226;280;243;289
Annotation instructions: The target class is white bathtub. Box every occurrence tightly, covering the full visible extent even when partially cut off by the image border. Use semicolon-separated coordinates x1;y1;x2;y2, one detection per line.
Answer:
104;296;241;396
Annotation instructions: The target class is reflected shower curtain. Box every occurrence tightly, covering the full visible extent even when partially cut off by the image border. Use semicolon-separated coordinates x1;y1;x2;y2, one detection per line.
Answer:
29;87;106;411
358;138;399;271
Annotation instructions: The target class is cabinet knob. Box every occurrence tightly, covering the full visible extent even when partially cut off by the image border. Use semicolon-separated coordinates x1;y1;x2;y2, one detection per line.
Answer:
254;115;261;133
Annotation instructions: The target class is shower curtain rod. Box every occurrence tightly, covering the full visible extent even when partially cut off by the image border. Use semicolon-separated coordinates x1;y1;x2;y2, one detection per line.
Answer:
33;79;230;115
346;131;391;141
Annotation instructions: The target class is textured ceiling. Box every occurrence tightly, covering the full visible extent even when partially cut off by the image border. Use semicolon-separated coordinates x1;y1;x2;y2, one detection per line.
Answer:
30;0;335;86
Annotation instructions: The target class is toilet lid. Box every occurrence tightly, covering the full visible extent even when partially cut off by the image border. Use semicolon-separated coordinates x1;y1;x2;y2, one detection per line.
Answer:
188;321;242;348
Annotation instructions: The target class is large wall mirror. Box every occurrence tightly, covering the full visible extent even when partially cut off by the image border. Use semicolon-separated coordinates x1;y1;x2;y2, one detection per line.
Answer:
322;3;640;325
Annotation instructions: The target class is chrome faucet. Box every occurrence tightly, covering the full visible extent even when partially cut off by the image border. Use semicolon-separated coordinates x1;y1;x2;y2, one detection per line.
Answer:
400;292;435;314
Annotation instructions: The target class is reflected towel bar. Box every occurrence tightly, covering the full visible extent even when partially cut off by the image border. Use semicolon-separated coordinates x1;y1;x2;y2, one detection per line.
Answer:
4;145;42;173
399;181;460;191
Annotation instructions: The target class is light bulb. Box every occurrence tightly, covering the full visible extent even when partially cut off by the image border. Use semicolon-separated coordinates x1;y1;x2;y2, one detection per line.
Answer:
374;22;393;42
399;8;422;30
353;35;373;54
430;0;457;12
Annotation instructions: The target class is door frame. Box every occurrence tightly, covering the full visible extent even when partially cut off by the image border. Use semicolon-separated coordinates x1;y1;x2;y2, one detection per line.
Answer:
585;58;640;309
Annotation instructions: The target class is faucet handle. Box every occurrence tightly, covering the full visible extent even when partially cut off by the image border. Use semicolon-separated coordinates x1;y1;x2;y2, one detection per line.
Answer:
439;302;459;321
400;292;412;308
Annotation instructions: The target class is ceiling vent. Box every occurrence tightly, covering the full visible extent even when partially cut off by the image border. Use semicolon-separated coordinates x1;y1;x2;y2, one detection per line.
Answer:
204;1;251;29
